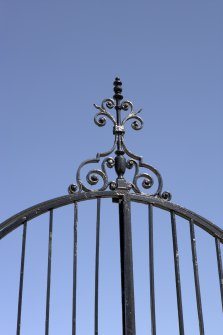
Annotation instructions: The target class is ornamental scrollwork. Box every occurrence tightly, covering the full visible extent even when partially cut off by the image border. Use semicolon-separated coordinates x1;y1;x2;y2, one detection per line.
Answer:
68;78;171;201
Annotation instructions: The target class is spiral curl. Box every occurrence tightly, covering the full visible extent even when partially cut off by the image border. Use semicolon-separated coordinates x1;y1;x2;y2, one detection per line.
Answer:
121;100;133;112
69;94;171;200
136;174;154;189
122;110;143;131
127;159;162;195
86;170;107;186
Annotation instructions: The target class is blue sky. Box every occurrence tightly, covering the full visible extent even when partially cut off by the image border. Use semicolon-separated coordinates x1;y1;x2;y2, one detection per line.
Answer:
0;0;223;334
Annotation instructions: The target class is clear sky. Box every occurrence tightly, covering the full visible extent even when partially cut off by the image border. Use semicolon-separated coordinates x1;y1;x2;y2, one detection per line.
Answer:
0;0;223;334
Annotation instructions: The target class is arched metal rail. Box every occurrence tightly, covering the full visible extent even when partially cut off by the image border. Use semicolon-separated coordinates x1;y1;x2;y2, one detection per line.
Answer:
1;191;223;241
1;191;223;335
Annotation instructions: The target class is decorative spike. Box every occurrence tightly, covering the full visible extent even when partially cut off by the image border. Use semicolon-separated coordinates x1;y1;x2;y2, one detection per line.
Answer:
113;77;123;101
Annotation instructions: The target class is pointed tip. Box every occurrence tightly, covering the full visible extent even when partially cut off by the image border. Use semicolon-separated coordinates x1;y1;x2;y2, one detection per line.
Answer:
113;77;123;101
114;77;122;84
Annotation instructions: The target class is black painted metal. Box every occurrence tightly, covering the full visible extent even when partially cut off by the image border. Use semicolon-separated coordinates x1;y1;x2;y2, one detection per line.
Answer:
45;210;53;335
16;221;27;335
189;219;204;334
94;198;101;335
68;78;170;199
72;202;78;335
148;204;156;335
1;192;223;242
215;238;223;311
119;195;136;335
5;194;222;333
1;78;223;334
171;211;185;335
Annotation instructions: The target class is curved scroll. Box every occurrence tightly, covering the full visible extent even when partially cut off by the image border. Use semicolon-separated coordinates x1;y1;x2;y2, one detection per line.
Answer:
121;100;143;131
74;157;115;192
68;87;171;200
94;99;116;129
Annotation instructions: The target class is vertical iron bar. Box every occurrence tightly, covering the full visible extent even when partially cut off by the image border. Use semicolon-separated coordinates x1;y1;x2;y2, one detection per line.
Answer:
189;220;204;334
45;210;53;335
94;198;101;335
16;221;27;335
72;202;78;335
119;195;136;335
170;211;185;335
215;238;223;311
148;204;156;335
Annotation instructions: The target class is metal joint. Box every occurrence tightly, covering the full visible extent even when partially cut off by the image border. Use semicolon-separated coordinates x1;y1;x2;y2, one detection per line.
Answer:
113;125;125;135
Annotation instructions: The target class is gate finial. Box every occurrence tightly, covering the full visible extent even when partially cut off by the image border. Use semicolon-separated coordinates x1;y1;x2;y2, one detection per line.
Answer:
113;77;123;101
68;78;171;200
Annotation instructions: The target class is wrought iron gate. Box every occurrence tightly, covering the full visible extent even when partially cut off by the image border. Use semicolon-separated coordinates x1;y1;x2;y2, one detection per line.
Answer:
1;78;223;334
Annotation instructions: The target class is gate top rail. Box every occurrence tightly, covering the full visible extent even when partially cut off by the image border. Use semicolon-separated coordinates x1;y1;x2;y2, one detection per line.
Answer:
1;191;223;241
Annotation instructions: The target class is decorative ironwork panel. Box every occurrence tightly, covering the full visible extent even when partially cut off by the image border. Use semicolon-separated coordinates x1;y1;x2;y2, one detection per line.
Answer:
0;79;222;334
68;78;170;200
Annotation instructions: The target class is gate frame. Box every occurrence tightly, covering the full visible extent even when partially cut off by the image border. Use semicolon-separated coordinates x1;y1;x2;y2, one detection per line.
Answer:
1;190;223;335
1;78;223;335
